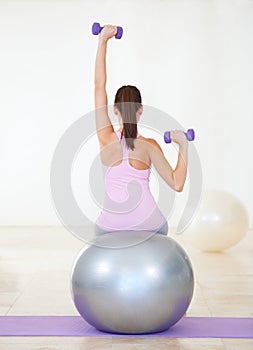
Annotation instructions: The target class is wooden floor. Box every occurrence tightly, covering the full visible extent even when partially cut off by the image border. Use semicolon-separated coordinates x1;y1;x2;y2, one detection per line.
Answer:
0;226;252;349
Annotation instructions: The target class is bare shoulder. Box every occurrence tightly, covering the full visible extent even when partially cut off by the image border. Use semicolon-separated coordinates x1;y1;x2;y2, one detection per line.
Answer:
142;137;163;153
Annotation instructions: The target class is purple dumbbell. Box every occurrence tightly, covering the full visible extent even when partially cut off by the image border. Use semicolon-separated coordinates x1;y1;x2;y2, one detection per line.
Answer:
164;129;195;144
92;22;123;39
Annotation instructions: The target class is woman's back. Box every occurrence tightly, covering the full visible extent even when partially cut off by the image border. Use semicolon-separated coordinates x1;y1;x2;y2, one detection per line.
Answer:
100;129;151;170
95;130;167;232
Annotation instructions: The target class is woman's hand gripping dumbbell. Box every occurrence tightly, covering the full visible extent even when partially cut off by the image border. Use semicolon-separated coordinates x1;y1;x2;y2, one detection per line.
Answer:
164;129;195;144
92;22;123;39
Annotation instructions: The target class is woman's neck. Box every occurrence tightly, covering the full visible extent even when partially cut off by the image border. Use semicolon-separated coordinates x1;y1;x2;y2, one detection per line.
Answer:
118;124;138;134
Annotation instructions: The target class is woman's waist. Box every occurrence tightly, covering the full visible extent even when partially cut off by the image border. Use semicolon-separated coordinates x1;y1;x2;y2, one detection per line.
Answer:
96;206;166;230
103;185;155;205
102;192;159;216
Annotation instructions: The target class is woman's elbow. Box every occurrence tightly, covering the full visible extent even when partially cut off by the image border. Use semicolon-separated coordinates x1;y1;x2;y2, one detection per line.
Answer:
171;173;184;192
167;181;184;192
174;184;184;192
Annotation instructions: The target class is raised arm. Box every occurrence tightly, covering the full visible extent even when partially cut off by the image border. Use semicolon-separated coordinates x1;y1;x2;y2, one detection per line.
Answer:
94;25;117;146
147;131;188;192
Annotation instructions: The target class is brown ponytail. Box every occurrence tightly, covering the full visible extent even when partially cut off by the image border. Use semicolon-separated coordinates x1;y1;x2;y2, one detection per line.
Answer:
114;85;142;150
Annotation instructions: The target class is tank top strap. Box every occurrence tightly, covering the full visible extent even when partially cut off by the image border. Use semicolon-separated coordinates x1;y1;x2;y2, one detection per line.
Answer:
115;130;128;158
114;129;141;158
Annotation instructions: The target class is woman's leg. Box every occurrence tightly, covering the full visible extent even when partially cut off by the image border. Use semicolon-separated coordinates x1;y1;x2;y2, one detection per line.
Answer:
94;223;168;236
94;224;111;236
154;221;168;235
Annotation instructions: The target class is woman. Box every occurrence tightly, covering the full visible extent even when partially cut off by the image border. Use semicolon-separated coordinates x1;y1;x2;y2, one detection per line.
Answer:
94;25;188;236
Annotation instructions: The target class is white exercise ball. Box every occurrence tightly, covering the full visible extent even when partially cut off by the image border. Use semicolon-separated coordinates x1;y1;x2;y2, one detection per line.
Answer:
185;190;249;252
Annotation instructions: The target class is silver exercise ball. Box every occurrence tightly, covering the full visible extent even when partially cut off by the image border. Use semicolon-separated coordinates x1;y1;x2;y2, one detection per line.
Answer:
71;231;194;334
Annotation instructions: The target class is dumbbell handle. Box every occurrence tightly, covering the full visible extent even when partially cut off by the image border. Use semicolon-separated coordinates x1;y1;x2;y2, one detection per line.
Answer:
92;22;123;39
164;129;195;144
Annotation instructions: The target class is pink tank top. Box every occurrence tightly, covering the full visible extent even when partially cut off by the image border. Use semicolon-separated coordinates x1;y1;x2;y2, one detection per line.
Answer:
95;130;166;231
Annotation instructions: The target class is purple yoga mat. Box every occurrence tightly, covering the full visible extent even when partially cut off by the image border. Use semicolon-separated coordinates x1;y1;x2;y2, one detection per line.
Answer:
0;316;252;338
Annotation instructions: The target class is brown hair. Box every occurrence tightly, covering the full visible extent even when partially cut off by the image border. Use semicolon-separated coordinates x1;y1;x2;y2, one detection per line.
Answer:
114;85;142;150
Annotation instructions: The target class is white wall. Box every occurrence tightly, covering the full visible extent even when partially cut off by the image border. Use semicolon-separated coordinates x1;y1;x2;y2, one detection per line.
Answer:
0;0;252;226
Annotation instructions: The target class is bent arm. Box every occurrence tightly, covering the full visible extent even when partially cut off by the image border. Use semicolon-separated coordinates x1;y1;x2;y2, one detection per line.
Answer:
94;39;114;146
148;139;188;192
172;143;188;192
